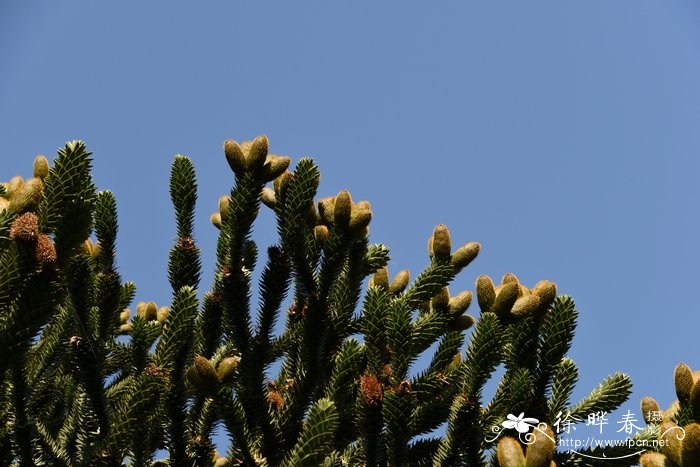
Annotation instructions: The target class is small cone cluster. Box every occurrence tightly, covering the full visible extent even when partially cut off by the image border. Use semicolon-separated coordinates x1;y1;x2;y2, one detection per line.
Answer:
496;425;557;467
118;308;132;334
368;267;410;295
427;224;480;273
135;301;170;323
360;373;383;408
476;273;556;319
213;135;291;228
119;302;170;334
186;355;240;395
224;135;291;182
8;212;56;264
424;284;476;332
1;155;49;214
317;190;372;236
639;363;700;466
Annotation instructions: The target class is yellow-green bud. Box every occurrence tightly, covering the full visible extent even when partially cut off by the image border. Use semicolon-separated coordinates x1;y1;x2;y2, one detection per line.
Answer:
447;314;475;331
157;306;170;323
690;379;700;420
389;269;410;294
682;422;700;466
491;282;520;317
213;458;229;467
675;363;694;404
224;140;246;174
8;177;43;214
638;452;673;467
496;436;525;467
451;242;480;271
511;295;541;317
33;155;49;178
348;202;372;233
333;190;352;228
119;323;133;334
659;421;683;465
664;401;680;423
501;272;519;285
246;135;269;171
641;396;662;424
0;197;8;212
210;212;222;229
318;196;336;225
146;302;158;321
476;275;496;312
430;224;451;261
303;200;318;226
217;356;241;384
431;286;450;311
518;284;530;297
119;309;131;324
370;267;389;290
7;176;24;197
273;170;293;199
260;187;276;209
188;356;220;394
260;155;291;182
218;195;231;219
314;225;329;244
137;301;158;321
524;425;556;467
448;291;472;315
531;280;557;309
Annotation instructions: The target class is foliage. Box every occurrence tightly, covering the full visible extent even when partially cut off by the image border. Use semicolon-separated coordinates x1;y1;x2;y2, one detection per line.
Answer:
636;363;700;466
0;137;645;466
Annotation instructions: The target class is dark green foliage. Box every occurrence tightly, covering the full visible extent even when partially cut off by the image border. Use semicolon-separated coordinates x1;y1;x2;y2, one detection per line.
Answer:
1;137;644;466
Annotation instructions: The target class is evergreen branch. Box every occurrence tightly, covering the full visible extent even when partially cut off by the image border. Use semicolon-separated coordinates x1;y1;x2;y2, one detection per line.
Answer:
362;243;390;275
536;295;578;397
403;262;454;311
169;155;198;239
281;398;340;467
459;311;503;397
279;158;320;301
94;190;118;274
388;298;413;381
38;140;97;262
412;310;451;358
10;364;35;465
26;303;72;383
361;286;390;374
548;357;579;420
155;286;199;367
569;373;632;421
195;292;224;358
383;388;415;466
426;331;464;376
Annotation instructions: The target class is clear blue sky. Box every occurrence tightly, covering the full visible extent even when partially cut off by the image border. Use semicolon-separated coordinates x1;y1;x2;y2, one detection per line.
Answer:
3;0;699;452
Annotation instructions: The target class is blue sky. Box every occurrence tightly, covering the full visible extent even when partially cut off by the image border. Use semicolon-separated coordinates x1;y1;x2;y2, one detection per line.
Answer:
3;0;700;453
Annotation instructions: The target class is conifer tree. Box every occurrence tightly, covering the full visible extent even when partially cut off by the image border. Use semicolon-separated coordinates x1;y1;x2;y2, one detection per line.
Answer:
0;137;653;465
